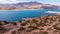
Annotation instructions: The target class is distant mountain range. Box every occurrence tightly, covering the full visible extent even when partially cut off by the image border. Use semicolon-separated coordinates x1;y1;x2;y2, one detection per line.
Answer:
0;2;60;10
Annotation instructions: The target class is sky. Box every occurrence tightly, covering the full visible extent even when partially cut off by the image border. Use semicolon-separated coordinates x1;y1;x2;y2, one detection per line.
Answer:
0;0;60;5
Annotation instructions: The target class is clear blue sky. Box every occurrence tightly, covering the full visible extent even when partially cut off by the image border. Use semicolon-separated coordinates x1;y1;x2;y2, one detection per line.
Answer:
0;0;60;5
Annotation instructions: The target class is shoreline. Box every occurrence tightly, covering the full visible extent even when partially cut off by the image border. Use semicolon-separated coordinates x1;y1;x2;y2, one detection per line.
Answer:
0;9;43;11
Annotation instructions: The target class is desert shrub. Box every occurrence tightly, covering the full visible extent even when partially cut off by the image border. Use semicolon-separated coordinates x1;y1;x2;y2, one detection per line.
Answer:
26;20;30;23
39;31;48;34
28;26;39;30
21;23;27;26
37;23;47;27
40;28;44;30
13;23;17;25
53;25;60;30
32;19;38;23
43;31;48;34
0;27;6;33
18;27;25;31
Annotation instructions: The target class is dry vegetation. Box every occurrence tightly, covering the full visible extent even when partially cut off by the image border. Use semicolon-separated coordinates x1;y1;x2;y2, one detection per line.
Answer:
0;15;60;34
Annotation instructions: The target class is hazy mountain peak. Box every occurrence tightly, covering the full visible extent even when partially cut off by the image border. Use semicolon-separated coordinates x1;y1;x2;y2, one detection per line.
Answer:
17;2;42;5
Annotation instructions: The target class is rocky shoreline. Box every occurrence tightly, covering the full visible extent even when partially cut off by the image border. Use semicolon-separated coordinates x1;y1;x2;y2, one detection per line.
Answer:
0;15;60;34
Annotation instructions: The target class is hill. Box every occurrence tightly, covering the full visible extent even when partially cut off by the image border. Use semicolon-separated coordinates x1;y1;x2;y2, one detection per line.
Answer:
0;2;59;10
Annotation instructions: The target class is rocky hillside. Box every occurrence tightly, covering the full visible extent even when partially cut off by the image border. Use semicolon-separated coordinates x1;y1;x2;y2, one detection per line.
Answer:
0;15;60;34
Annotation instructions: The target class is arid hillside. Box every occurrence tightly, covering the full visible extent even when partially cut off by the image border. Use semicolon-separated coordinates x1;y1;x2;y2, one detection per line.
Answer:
0;15;60;34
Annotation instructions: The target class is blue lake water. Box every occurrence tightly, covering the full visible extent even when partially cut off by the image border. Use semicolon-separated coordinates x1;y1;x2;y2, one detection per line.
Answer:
0;10;58;22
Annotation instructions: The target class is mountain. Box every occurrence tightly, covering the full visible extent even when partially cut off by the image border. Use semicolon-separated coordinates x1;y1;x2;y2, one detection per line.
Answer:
0;2;59;10
17;2;42;5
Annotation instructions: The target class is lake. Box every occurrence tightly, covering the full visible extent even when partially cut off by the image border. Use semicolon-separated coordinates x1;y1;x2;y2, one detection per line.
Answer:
0;10;58;22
